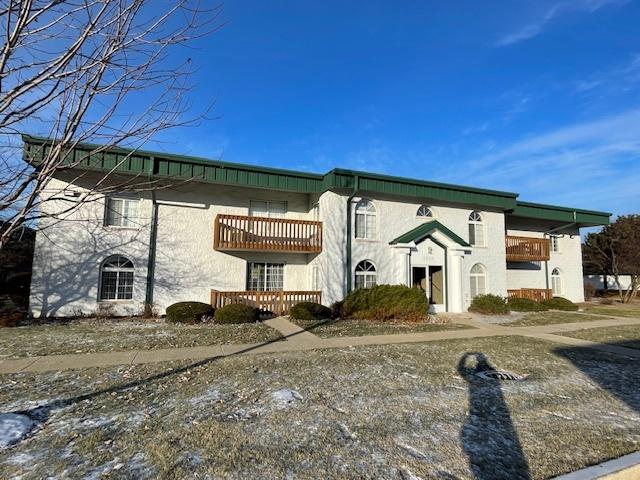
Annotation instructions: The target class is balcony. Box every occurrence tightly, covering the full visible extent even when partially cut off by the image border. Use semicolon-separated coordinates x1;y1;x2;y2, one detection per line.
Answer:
507;288;553;302
210;290;322;316
213;214;322;253
505;235;550;262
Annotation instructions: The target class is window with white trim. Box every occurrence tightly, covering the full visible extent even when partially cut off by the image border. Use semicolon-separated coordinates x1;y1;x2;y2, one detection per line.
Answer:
354;260;376;289
249;200;286;218
311;264;320;290
417;205;433;218
551;268;563;295
550;236;560;253
469;263;487;298
468;211;485;246
105;197;139;227
355;199;376;239
247;262;284;291
99;255;134;300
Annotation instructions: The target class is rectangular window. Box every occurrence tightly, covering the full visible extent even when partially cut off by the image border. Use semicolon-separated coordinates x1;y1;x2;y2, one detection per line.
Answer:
105;197;139;227
99;271;133;300
469;224;484;247
249;200;286;218
311;264;320;290
247;262;284;291
355;213;376;239
550;236;560;253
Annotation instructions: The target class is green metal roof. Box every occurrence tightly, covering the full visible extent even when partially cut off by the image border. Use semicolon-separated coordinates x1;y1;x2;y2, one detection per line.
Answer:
389;220;471;247
21;135;611;225
508;201;611;227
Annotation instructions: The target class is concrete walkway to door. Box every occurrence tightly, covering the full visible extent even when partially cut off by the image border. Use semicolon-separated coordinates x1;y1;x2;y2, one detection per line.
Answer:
1;313;639;374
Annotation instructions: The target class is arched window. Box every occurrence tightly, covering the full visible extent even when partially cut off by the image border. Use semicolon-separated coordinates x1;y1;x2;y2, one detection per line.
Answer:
355;199;376;239
551;268;563;295
355;260;377;289
416;205;433;218
99;255;134;300
468;211;485;246
469;263;487;298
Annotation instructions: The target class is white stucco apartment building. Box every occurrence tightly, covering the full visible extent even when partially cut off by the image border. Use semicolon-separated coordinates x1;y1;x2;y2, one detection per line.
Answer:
24;136;611;318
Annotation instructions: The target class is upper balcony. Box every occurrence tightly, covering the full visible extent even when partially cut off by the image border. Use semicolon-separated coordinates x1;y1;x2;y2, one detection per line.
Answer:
213;214;322;253
505;235;550;262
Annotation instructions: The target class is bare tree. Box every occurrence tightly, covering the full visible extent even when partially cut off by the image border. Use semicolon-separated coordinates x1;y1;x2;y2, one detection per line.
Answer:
0;0;221;248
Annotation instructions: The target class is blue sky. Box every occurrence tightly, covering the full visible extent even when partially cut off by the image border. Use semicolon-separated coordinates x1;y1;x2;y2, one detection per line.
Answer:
153;1;640;216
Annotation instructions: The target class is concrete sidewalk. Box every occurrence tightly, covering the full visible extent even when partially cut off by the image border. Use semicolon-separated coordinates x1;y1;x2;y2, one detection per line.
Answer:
1;314;639;374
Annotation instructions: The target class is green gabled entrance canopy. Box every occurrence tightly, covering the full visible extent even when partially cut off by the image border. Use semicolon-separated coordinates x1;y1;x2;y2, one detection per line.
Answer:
389;220;470;247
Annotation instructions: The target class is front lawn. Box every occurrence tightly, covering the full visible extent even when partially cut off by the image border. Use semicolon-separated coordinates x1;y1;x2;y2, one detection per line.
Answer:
559;324;640;350
0;336;638;479
290;317;473;337
504;311;602;327
583;305;640;318
0;320;283;358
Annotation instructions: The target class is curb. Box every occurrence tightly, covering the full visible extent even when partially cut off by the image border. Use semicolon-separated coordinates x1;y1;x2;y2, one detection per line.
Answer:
552;452;640;479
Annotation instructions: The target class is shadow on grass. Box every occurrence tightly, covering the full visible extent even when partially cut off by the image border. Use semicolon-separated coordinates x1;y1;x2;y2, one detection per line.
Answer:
5;325;319;431
458;352;531;480
553;341;640;412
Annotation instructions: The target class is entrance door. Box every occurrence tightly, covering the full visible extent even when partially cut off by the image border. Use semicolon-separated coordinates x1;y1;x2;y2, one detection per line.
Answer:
412;267;427;292
429;266;444;305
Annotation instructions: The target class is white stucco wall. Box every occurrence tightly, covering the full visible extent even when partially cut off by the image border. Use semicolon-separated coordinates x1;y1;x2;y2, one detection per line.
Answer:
29;173;590;317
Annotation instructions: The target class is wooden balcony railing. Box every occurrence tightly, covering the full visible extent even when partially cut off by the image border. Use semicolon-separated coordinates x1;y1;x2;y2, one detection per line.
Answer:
505;235;550;262
210;290;322;316
213;214;322;253
507;288;553;302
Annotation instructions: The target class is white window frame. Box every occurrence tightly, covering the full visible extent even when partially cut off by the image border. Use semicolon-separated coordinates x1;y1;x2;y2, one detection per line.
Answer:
468;211;485;247
99;255;134;301
416;205;434;218
551;268;563;295
354;260;377;289
550;235;560;253
355;199;376;240
469;263;487;298
104;196;139;228
249;200;287;218
247;262;284;291
311;264;320;291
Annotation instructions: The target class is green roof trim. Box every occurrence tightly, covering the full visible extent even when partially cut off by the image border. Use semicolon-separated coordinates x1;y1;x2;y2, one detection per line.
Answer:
20;135;610;224
509;201;611;227
389;220;471;247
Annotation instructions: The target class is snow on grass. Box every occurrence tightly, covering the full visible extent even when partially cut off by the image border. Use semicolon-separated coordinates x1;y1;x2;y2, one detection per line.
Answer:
0;414;36;449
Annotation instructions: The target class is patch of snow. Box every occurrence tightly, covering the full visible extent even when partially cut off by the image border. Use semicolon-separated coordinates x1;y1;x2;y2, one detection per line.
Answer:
4;452;35;465
190;388;221;405
396;442;431;461
270;388;303;409
0;413;36;448
399;466;424;480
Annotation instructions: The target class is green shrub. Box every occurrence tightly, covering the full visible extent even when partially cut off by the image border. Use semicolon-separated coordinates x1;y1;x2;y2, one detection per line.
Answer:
469;294;509;315
543;296;579;311
214;303;259;324
330;300;344;319
290;302;332;321
166;301;214;324
507;297;549;312
342;284;428;322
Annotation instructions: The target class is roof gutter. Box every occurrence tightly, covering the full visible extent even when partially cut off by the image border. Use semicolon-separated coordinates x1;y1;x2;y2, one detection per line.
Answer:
345;174;360;294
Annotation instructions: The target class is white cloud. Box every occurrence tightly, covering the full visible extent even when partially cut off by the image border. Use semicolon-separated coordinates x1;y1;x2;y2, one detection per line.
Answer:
495;0;630;47
453;109;640;213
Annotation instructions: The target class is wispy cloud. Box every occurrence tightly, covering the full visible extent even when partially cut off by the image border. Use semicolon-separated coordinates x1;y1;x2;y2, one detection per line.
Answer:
573;53;640;94
452;109;640;214
495;0;630;47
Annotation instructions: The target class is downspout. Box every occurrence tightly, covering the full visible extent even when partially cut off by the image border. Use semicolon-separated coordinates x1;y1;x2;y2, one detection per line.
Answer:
345;174;360;294
144;157;159;308
543;211;578;292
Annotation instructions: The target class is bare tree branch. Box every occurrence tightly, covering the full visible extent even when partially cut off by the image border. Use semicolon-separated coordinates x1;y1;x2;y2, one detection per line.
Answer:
0;0;222;248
